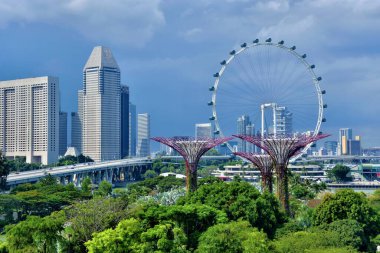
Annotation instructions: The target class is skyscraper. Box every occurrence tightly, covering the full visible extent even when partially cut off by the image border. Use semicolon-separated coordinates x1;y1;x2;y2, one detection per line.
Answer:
120;85;129;158
59;112;67;156
324;141;338;155
129;103;137;157
137;113;150;157
0;76;59;165
237;115;254;152
275;106;292;135
339;128;353;155
82;46;121;161
195;123;212;138
71;112;81;154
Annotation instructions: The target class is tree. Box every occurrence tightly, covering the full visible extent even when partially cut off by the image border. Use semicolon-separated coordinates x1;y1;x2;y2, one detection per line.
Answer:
64;197;127;252
85;218;189;253
96;181;112;197
81;177;92;194
179;180;285;238
143;169;158;179
328;164;351;182
273;230;358;253
0;152;10;191
5;211;65;253
196;221;270;253
314;189;380;236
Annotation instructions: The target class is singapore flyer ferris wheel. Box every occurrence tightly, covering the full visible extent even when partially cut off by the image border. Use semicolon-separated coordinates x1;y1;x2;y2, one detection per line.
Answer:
209;38;327;155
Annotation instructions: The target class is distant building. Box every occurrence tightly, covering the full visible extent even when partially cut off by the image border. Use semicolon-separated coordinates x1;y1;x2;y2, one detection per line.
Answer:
71;112;81;154
120;85;129;158
129;103;137;157
0;76;59;165
64;147;80;157
82;46;121;161
339;128;352;155
324;141;338;155
59;112;67;156
237;115;254;152
348;136;361;156
137;113;150;157
275;106;292;135
195;123;212;138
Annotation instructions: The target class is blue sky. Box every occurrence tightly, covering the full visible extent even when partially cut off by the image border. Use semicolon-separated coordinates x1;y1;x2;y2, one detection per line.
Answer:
0;0;379;148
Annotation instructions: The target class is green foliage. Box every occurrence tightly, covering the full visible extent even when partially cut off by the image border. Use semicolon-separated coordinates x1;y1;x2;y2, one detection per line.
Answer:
128;176;185;198
0;177;84;228
196;221;270;253
5;211;65;253
289;174;327;201
6;156;41;173
0;242;7;253
273;230;358;253
328;164;352;182
56;154;94;166
85;218;189;253
81;177;92;194
96;181;112;197
143;169;158;179
179;180;285;238
320;219;367;251
368;189;380;213
314;189;380;236
0;152;10;190
63;197;127;252
138;204;228;250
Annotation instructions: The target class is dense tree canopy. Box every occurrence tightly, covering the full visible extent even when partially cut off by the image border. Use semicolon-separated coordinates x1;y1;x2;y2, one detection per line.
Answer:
328;164;352;182
314;189;380;236
179;180;285;238
0;152;10;191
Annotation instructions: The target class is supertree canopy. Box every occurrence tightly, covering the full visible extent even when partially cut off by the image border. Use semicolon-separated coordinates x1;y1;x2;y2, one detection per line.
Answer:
151;137;232;192
234;152;274;193
233;134;329;214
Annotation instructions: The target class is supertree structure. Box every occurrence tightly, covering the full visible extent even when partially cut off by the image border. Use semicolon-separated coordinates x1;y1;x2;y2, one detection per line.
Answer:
234;152;274;193
151;136;232;193
233;134;329;214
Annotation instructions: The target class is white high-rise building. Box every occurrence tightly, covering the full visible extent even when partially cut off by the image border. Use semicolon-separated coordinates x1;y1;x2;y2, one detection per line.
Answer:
137;113;150;157
195;123;212;139
129;103;137;157
82;46;121;161
0;76;59;165
59;111;67;156
275;106;292;136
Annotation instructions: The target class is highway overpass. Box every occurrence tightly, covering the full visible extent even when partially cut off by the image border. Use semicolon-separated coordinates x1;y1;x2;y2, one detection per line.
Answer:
6;157;152;188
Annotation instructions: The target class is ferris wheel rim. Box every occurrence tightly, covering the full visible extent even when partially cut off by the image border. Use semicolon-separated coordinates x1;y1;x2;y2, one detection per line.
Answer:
210;40;325;160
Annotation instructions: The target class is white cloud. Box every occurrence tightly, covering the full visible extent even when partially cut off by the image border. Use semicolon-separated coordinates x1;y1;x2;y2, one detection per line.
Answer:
0;0;165;46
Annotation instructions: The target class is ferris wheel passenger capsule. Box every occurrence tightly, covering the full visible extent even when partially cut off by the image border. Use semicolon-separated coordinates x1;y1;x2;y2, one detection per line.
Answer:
220;60;226;65
323;104;328;108
302;54;307;58
213;72;219;77
209;116;215;121
265;38;272;42
209;86;215;91
317;77;322;81
310;65;315;69
253;39;259;43
208;101;214;106
321;90;326;94
278;40;284;45
230;50;236;55
214;130;220;135
241;43;247;48
290;46;296;50
322;118;327;122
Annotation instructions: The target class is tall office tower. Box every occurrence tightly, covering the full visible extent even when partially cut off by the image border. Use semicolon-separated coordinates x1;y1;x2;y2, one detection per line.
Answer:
0;76;59;165
120;85;129;158
82;46;121;161
324;141;338;155
71;112;81;153
245;123;255;152
339;128;353;155
59;112;67;156
129;103;137;157
348;136;361;155
237;115;252;152
195;123;212;138
137;113;150;157
275;106;293;135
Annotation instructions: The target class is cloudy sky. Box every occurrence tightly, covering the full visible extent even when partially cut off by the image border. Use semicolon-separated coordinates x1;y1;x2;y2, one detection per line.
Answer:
0;0;379;149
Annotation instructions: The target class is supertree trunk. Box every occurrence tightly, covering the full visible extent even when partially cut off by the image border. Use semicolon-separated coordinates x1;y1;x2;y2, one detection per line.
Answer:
262;174;273;193
186;162;198;193
276;164;289;214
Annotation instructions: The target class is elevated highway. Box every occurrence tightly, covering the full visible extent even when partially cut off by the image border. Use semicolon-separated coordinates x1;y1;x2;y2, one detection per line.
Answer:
7;157;152;188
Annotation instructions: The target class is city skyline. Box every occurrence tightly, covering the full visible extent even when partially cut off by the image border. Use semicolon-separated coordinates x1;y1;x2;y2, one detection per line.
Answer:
0;1;378;148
